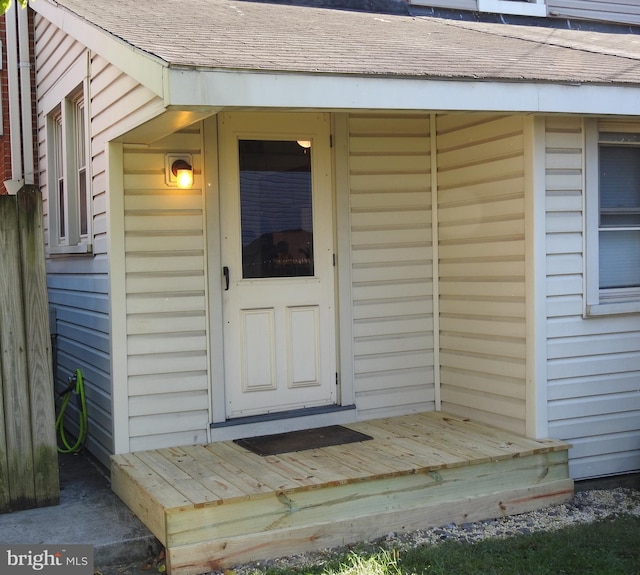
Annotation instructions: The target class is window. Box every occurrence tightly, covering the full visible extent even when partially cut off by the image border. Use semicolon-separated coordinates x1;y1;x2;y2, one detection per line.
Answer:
239;140;314;279
477;0;546;17
47;85;91;254
585;120;640;315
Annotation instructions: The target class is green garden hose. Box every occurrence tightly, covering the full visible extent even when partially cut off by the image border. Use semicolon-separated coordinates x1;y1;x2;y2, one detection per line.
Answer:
55;369;88;453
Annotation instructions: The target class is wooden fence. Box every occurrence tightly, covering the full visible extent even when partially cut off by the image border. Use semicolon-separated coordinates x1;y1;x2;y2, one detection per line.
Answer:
0;188;59;512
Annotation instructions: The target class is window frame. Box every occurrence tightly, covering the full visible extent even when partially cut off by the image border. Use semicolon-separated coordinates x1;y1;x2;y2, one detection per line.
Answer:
584;118;640;316
43;54;92;256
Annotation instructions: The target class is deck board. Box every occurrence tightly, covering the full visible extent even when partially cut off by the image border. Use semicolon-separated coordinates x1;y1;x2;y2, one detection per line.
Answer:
213;441;319;491
353;418;477;467
392;417;515;462
136;450;221;505
111;412;573;575
326;433;421;473
199;444;277;497
161;446;248;501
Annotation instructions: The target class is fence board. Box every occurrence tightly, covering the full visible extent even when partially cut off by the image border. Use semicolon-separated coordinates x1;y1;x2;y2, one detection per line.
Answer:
0;190;59;512
0;196;36;511
0;355;8;511
18;188;59;507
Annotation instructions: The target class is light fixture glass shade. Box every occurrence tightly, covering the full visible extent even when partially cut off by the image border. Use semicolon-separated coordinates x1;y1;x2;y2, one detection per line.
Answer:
297;140;312;149
176;168;193;188
171;159;193;189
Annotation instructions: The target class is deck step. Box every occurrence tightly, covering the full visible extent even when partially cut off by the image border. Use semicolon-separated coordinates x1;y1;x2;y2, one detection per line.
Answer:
111;412;573;575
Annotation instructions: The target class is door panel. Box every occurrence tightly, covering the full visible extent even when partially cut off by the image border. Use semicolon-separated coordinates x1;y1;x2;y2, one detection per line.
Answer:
241;308;276;392
287;305;320;387
219;113;336;418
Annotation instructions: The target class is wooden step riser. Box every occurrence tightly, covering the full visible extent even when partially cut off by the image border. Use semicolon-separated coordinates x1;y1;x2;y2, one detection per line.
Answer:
167;478;574;575
165;450;570;547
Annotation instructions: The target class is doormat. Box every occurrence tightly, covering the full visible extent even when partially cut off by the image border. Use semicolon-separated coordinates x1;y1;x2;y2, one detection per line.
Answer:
234;425;373;456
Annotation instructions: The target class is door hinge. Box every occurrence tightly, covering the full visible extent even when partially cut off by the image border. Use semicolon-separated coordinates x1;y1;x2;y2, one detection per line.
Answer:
336;372;339;386
330;134;333;148
333;253;336;267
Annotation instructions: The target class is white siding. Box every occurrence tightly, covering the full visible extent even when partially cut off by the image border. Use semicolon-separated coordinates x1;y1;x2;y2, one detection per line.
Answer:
47;261;112;464
91;55;165;148
436;115;528;435
35;17;113;464
90;54;165;257
348;114;435;418
123;127;209;452
547;0;640;25
34;16;86;103
35;13;165;465
545;116;640;480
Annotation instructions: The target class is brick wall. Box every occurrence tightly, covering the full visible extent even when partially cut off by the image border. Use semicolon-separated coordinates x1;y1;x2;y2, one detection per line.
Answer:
0;15;11;194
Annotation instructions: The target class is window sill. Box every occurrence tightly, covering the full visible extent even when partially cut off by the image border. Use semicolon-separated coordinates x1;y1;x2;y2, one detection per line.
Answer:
586;300;640;317
48;244;93;256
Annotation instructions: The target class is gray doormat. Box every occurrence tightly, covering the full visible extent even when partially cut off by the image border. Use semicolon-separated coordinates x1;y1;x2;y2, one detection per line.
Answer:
234;425;373;456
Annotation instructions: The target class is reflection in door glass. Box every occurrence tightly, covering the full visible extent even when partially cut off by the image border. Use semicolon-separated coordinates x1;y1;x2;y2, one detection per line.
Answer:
239;140;313;278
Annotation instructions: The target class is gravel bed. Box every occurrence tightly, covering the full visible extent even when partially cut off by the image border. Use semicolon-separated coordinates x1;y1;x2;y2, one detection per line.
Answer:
225;487;640;575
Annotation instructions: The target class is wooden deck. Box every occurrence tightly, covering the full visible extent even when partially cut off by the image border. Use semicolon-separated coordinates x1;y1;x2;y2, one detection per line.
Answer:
111;412;573;575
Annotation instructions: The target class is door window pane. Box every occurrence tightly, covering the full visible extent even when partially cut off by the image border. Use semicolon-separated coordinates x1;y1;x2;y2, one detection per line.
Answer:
239;140;313;278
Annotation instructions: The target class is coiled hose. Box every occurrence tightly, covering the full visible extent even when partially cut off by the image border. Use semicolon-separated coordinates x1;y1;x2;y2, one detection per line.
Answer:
55;369;88;453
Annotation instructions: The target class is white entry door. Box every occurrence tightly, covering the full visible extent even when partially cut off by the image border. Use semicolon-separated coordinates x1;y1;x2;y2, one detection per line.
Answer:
219;113;337;418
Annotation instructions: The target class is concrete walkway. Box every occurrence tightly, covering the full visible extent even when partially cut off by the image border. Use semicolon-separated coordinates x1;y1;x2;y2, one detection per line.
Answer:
0;452;161;572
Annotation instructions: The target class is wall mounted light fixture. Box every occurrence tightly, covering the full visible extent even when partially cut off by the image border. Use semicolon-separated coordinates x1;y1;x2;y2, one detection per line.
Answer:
296;140;312;149
172;159;193;189
165;154;194;189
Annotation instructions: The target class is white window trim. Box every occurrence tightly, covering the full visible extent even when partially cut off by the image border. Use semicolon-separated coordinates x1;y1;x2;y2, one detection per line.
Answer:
478;0;547;17
584;118;640;317
46;78;92;256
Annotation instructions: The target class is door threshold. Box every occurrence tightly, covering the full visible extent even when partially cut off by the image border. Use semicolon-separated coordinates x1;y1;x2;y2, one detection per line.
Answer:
210;405;357;442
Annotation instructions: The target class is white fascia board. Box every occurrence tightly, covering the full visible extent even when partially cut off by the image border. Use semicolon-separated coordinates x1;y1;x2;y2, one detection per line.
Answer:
166;68;640;116
32;0;167;99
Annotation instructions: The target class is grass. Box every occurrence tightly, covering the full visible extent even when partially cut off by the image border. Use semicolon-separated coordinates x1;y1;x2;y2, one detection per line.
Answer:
254;514;640;575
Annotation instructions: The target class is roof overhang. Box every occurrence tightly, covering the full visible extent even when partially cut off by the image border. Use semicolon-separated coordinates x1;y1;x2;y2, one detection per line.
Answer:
33;0;640;118
165;67;640;116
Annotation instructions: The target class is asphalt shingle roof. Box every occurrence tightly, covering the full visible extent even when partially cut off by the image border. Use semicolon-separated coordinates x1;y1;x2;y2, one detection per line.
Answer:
48;0;640;85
